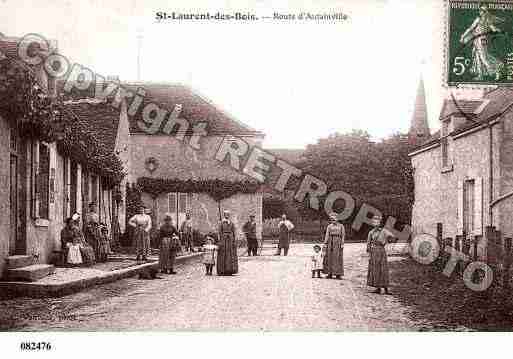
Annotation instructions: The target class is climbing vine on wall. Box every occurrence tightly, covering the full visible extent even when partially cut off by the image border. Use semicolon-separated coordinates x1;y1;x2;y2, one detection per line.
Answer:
126;183;143;220
0;57;65;142
0;56;124;186
136;177;260;202
56;111;125;187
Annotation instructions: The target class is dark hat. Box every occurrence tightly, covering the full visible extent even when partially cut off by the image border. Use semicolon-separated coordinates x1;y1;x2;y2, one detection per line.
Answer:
313;244;321;251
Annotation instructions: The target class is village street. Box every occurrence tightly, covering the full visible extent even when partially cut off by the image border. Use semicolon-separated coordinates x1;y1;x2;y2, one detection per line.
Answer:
1;243;446;331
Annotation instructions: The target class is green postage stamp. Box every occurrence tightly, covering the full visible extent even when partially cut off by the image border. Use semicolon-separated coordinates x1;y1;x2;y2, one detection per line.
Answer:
447;0;513;86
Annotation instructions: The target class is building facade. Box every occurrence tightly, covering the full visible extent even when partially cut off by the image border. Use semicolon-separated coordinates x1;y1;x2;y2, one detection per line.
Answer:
409;88;513;258
0;37;129;276
125;83;265;241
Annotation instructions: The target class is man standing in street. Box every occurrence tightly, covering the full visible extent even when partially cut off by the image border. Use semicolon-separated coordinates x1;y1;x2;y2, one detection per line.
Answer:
243;214;258;256
180;213;194;253
275;214;294;256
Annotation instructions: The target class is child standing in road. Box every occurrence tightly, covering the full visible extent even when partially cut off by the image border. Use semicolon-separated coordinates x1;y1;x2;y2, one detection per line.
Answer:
202;236;218;275
311;244;323;278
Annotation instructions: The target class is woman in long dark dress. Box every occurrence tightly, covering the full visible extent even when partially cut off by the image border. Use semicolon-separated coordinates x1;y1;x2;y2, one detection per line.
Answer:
158;213;180;274
367;215;391;294
216;210;238;276
60;217;76;265
275;214;294;256
323;213;345;279
84;204;109;263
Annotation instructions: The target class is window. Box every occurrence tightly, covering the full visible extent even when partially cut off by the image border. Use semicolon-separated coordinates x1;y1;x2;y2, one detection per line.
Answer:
441;120;450;169
36;142;50;219
168;192;189;227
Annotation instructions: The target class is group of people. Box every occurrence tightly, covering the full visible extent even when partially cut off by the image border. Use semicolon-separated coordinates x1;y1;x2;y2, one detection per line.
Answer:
128;208;198;263
151;208;240;276
123;203;393;294
310;213;392;294
60;202;111;267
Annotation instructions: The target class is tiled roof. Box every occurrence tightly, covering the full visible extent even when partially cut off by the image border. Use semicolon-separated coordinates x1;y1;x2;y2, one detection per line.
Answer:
123;82;264;137
413;88;513;152
0;38;19;59
55;80;265;137
266;148;305;164
64;100;121;153
0;36;56;65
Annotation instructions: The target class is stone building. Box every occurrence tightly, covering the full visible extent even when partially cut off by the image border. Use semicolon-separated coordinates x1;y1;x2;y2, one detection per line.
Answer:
124;82;265;241
0;37;129;279
409;86;513;258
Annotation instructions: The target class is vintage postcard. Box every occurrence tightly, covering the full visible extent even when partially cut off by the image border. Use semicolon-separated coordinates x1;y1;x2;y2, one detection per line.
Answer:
0;0;512;357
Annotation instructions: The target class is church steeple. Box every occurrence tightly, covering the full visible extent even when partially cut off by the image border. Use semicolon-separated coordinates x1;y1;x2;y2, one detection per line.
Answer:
409;76;430;146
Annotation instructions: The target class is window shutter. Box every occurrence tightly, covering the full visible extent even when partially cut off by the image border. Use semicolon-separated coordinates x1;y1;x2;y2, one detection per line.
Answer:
33;141;40;219
457;180;464;235
178;193;187;214
76;163;82;218
474;177;483;235
63;157;68;222
48;145;56;219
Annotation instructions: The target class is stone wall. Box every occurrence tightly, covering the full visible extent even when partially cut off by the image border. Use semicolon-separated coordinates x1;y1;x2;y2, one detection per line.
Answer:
23;141;64;266
497;113;513;240
131;133;264;241
0;115;11;275
411;123;502;258
129;134;261;183
141;191;262;241
115;100;131;234
411;143;442;237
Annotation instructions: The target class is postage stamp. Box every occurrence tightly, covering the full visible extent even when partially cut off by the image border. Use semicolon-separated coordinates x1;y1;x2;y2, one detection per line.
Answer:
447;0;513;86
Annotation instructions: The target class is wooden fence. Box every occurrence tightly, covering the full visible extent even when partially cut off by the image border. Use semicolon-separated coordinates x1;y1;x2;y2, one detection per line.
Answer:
435;222;513;289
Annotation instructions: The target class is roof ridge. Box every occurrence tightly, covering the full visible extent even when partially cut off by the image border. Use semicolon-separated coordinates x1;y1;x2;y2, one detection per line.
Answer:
124;81;261;133
122;81;265;136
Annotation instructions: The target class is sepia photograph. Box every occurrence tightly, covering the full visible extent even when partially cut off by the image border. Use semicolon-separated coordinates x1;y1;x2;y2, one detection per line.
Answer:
1;0;513;356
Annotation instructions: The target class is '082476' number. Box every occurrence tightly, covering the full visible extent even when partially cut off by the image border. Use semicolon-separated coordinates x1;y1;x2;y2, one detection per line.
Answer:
20;342;52;351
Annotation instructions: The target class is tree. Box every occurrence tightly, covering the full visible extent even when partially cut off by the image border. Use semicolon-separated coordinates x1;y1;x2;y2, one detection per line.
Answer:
297;130;414;225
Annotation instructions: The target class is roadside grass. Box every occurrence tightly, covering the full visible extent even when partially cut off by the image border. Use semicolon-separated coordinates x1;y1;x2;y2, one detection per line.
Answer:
388;257;513;331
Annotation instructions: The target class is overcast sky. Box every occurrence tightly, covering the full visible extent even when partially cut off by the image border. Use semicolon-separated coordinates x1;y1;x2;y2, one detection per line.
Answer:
1;0;447;148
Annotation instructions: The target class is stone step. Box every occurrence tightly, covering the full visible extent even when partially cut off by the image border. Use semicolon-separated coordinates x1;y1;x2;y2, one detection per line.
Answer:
6;264;55;282
6;255;33;269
